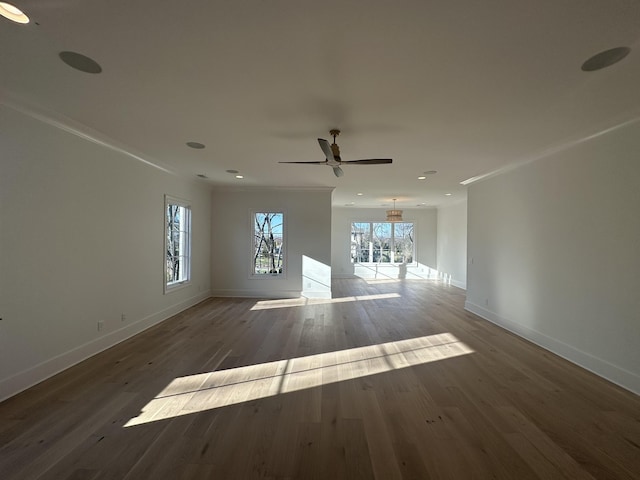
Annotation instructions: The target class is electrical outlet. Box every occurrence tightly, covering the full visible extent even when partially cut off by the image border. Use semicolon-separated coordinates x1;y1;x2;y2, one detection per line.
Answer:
97;321;104;331
121;313;126;322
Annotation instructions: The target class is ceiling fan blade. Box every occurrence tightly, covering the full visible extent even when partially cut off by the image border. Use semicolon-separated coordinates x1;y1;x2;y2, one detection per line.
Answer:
279;161;327;164
341;158;393;165
333;166;344;177
318;138;335;162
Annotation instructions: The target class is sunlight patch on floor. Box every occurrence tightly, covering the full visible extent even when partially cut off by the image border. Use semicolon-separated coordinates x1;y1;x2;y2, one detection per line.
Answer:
250;293;401;311
124;333;473;427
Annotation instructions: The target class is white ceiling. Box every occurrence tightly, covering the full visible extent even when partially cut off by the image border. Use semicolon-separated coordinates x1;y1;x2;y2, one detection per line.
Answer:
2;0;639;208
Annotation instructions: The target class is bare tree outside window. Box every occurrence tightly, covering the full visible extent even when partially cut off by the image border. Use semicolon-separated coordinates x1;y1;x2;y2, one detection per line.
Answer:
165;196;191;291
393;222;414;263
253;212;284;275
350;222;414;264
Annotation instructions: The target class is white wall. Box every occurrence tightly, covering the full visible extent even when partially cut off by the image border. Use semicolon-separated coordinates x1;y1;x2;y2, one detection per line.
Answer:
466;120;640;394
331;207;438;280
210;187;333;298
0;105;212;401
436;200;467;289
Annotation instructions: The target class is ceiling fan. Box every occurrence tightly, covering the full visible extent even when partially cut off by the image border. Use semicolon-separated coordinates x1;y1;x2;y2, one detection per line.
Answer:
279;129;392;177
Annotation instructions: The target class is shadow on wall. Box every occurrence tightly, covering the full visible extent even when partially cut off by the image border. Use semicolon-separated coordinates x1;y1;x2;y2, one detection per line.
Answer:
302;255;332;299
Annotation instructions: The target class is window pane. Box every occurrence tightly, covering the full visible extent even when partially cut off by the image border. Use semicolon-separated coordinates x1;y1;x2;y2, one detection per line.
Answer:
373;223;392;263
165;198;191;288
393;222;414;263
253;212;284;275
350;221;414;264
351;222;371;263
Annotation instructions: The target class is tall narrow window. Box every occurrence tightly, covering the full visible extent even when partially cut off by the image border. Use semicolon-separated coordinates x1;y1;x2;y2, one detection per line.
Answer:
165;195;191;291
252;212;285;276
351;222;414;264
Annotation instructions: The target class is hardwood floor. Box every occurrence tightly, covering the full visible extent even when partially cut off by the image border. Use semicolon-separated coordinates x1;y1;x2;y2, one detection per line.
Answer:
1;278;639;479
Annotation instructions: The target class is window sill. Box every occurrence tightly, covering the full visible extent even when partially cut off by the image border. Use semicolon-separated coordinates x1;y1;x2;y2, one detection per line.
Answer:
250;273;286;280
164;280;191;294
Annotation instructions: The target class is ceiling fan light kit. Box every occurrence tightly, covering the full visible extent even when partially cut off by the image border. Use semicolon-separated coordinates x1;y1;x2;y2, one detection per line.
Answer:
279;129;392;177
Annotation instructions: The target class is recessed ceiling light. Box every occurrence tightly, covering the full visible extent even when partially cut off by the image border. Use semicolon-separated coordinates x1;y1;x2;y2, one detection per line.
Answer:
186;141;205;149
445;193;452;196
59;51;102;74
581;47;631;71
196;174;208;179
424;170;437;175
0;2;29;24
226;169;239;174
235;175;244;179
357;192;363;196
418;176;426;180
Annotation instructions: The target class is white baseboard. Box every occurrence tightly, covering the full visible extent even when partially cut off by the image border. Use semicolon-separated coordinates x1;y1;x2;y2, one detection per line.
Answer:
0;291;212;403
209;289;301;299
450;279;467;290
301;291;332;299
465;301;640;395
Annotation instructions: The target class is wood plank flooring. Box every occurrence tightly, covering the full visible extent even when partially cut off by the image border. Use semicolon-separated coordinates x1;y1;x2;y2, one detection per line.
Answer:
1;278;639;479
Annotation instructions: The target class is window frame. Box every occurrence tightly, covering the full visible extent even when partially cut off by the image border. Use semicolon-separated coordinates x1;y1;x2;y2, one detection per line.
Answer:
164;195;192;293
350;220;416;265
250;210;286;279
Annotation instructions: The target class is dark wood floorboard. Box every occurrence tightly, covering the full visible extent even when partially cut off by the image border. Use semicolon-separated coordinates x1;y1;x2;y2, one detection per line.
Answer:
1;278;639;479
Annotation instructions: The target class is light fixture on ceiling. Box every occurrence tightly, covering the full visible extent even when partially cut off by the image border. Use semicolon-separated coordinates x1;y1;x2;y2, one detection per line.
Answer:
386;198;403;222
0;2;29;24
186;141;205;149
418;170;437;180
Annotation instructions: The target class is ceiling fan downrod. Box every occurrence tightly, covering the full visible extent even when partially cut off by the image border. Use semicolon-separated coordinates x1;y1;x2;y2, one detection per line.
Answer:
329;129;341;159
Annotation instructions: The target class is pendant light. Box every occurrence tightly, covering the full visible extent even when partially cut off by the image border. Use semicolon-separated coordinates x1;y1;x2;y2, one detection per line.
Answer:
386;198;403;222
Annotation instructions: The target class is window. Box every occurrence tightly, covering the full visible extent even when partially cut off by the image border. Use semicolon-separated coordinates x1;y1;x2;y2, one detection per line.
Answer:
351;222;414;264
165;195;191;291
253;212;284;276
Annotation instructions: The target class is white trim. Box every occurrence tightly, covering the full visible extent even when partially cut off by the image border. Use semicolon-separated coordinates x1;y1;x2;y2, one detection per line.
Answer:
0;291;212;403
449;279;467;290
331;273;359;279
460;112;640;186
301;291;332;300
164;195;192;294
464;301;640;395
1;91;175;175
210;289;300;299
